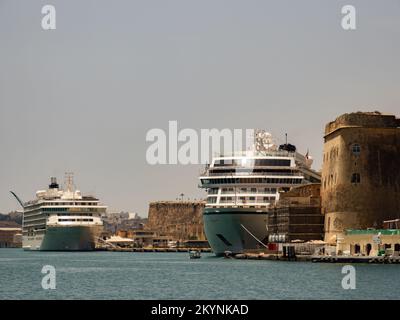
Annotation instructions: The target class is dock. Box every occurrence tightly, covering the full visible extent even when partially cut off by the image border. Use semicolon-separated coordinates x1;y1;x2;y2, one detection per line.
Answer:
310;255;400;264
230;253;311;262
228;252;400;264
96;247;212;253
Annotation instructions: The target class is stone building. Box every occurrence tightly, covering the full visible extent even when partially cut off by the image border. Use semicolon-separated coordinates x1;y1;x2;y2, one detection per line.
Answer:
146;201;206;241
0;227;22;248
267;183;324;243
322;112;400;243
336;229;400;256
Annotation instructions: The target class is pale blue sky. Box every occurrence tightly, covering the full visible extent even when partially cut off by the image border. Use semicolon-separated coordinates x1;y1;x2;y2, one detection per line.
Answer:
1;0;399;216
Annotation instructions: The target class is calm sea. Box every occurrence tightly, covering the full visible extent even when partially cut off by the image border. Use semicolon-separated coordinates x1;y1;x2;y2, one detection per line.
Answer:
0;249;399;300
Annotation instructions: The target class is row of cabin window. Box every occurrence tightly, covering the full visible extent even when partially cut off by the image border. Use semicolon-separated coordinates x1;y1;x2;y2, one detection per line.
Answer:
207;196;275;203
43;202;97;206
221;187;277;193
56;213;93;216
43;208;101;212
208;188;277;194
213;159;291;167
58;218;94;222
203;178;302;184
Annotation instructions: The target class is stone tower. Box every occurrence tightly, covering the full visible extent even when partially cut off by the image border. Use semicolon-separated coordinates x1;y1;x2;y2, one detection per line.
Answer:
322;111;400;243
146;201;206;241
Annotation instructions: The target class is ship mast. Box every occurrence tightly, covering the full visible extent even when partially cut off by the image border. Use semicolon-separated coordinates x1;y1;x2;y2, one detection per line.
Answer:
64;172;76;198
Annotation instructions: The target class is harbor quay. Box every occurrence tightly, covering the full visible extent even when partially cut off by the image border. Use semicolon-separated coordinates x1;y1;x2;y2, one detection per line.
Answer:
230;252;400;264
99;247;212;253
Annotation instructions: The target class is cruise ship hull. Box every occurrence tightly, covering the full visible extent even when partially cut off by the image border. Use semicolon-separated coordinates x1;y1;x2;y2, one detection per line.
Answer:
23;225;103;251
203;207;269;256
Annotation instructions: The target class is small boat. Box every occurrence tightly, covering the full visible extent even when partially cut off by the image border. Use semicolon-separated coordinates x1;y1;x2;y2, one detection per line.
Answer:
189;250;201;259
224;251;233;258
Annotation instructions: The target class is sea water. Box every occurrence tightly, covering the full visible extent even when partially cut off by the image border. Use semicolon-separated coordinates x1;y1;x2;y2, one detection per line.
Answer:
0;249;399;300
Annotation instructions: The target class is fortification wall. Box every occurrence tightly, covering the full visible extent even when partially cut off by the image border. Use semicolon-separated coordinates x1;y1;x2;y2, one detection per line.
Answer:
325;112;400;136
322;112;400;242
146;201;206;241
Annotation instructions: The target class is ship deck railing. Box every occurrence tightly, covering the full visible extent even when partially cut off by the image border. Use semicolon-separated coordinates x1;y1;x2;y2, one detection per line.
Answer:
201;171;304;177
218;190;278;194
214;150;296;158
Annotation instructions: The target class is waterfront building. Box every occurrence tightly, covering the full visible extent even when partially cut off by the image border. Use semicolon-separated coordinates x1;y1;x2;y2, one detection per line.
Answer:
105;235;135;248
0;227;22;248
267;183;324;243
322;112;400;243
383;219;400;229
336;229;400;256
125;230;157;247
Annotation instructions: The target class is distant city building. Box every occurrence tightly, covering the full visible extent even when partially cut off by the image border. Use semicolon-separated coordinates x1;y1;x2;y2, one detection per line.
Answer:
321;112;400;243
128;212;139;220
146;201;206;241
0;227;22;248
267;183;324;243
102;211;146;234
114;229;203;248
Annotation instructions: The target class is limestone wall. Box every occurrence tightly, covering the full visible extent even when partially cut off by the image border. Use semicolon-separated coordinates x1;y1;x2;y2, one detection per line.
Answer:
146;201;206;241
325;112;400;136
322;112;400;242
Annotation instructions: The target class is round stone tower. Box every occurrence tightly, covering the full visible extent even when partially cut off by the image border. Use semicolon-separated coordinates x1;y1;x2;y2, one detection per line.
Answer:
322;111;400;243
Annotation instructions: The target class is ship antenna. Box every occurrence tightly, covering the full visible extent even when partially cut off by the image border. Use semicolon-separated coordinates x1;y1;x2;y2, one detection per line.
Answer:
64;172;76;193
285;133;288;145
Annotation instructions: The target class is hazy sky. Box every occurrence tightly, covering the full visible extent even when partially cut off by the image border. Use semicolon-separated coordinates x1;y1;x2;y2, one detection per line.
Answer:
1;0;399;216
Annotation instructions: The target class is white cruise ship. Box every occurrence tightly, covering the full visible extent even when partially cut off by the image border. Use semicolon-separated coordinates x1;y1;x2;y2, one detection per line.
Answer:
199;130;321;255
11;175;106;251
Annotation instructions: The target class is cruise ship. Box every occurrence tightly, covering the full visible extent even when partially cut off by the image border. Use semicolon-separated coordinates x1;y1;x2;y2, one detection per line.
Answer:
10;175;106;251
199;130;321;256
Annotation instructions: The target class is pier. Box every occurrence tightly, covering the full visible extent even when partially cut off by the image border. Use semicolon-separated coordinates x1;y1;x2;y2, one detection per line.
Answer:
311;255;400;264
227;252;400;264
231;253;311;262
96;247;212;253
100;247;400;263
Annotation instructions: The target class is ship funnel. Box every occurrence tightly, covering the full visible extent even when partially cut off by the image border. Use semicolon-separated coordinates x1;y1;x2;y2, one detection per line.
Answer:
49;177;59;189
